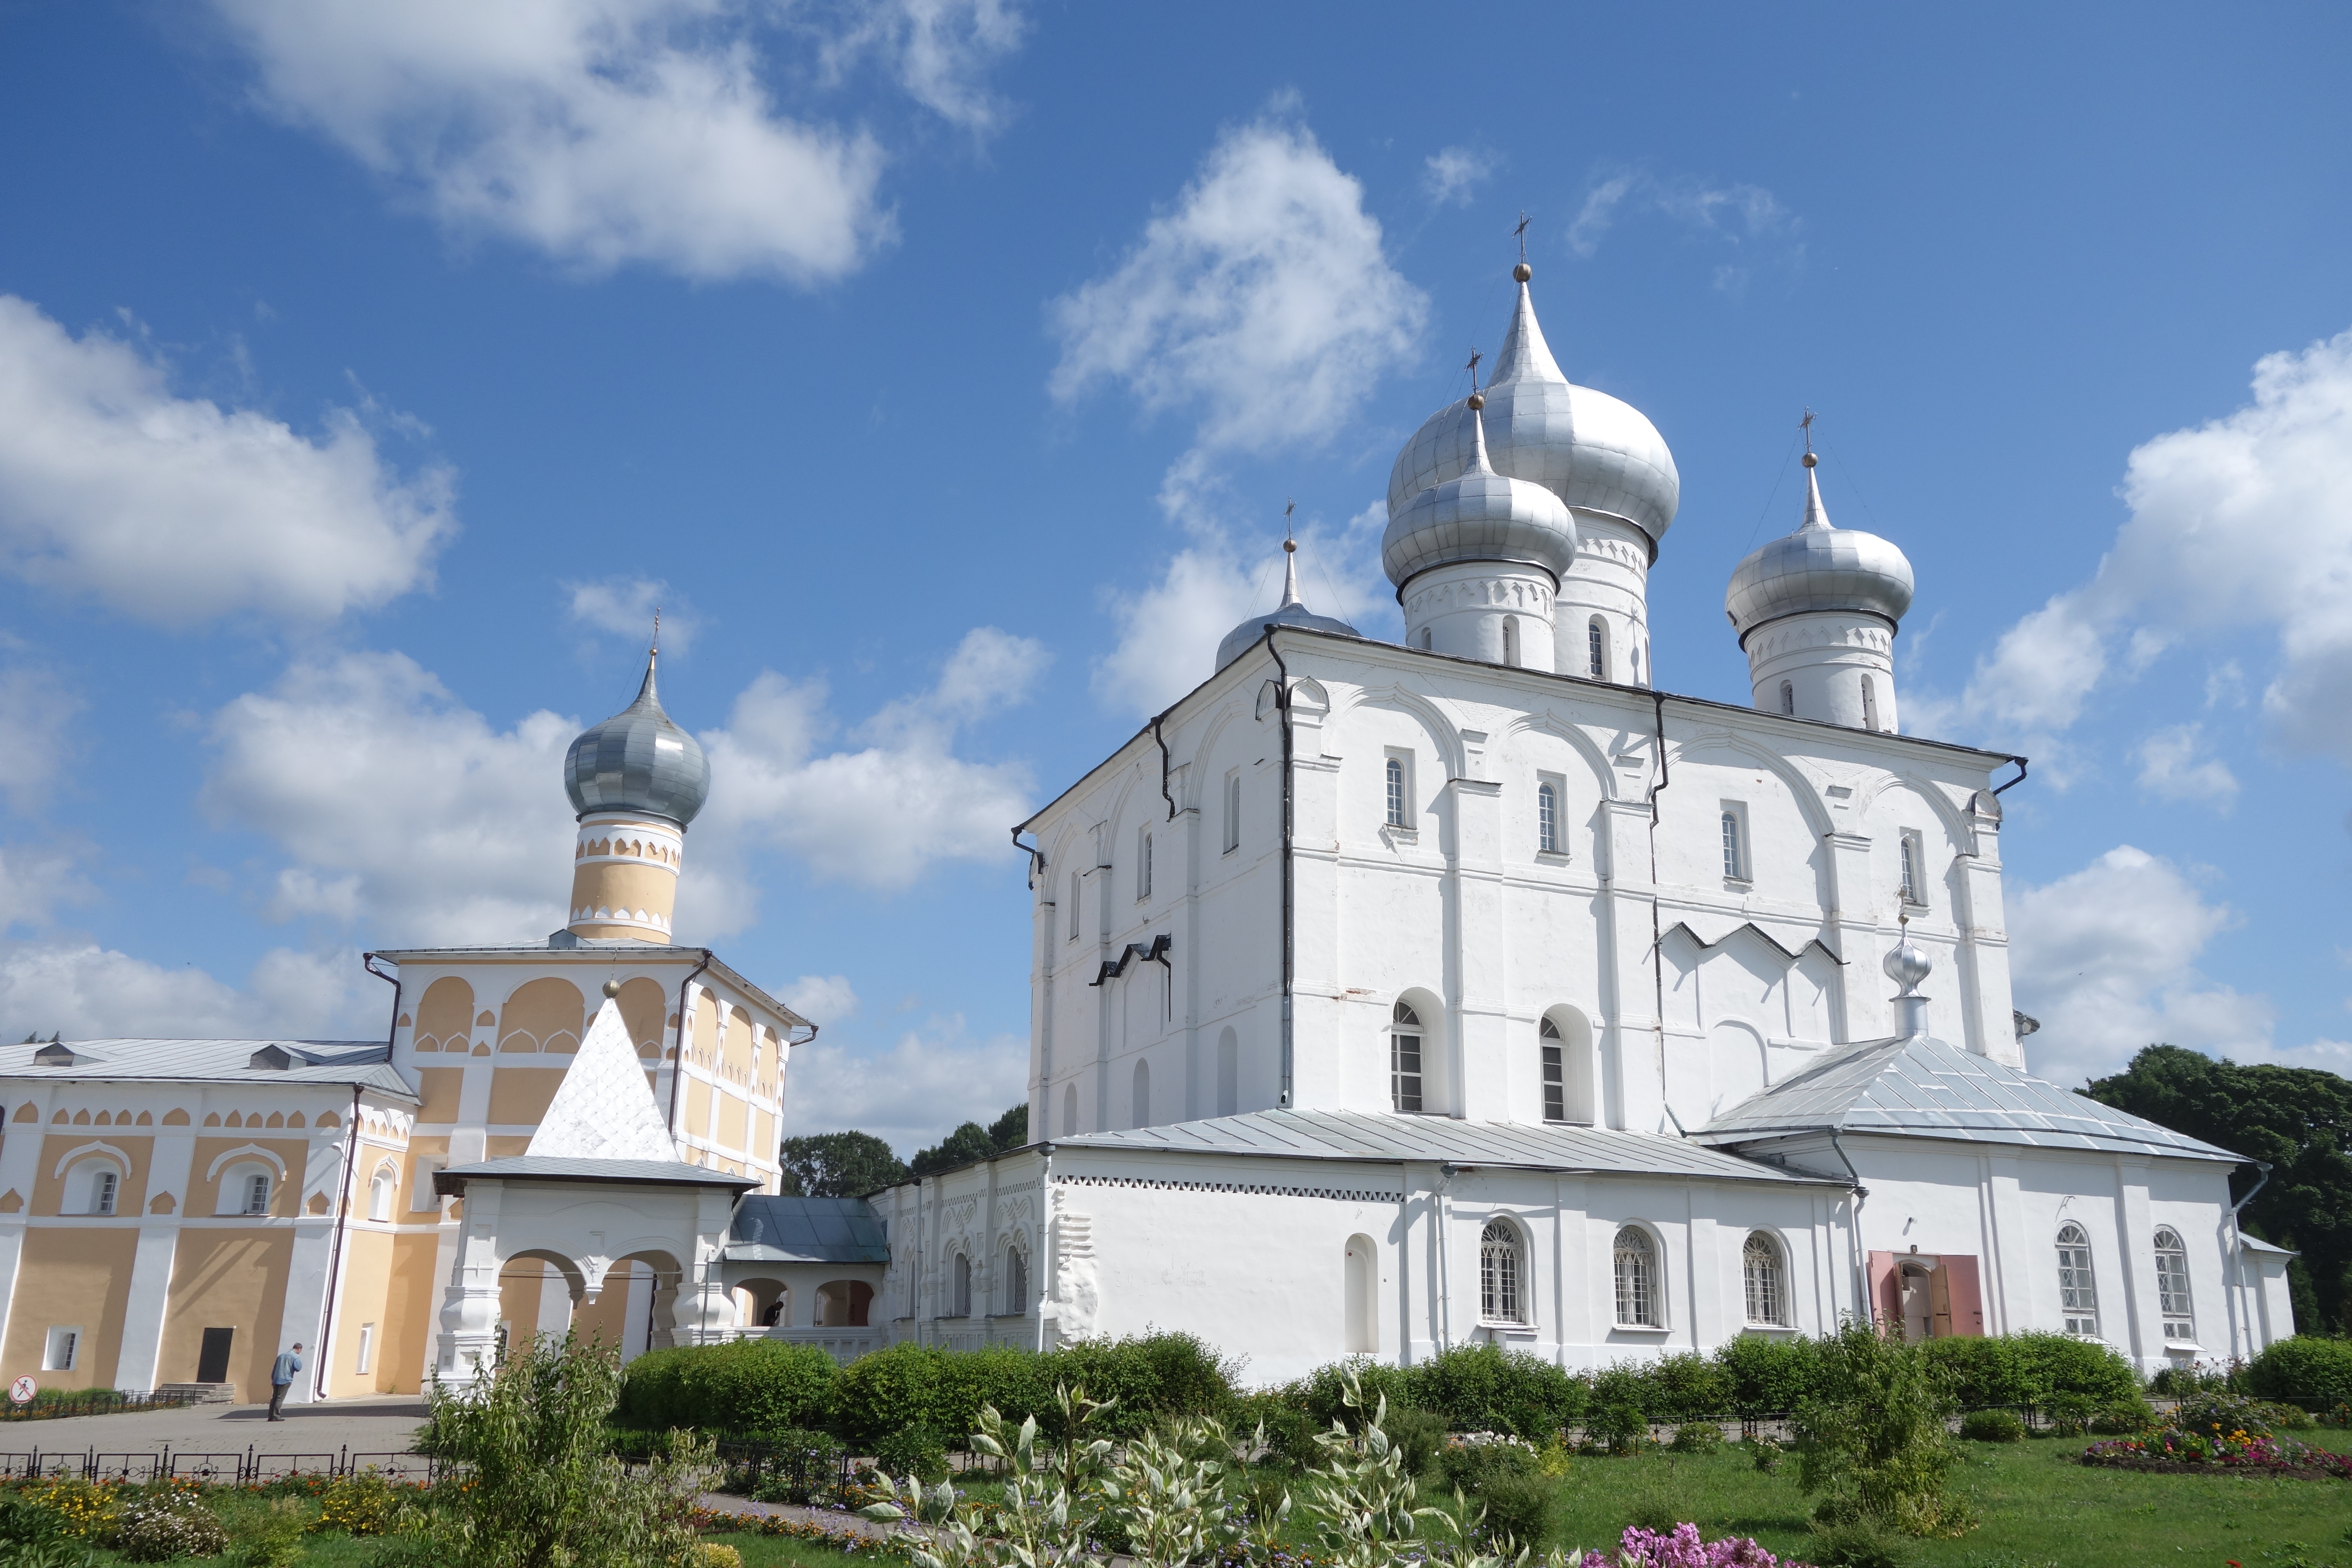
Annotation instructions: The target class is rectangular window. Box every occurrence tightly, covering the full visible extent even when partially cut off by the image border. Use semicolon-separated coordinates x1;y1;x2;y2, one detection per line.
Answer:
1390;1006;1423;1114
43;1327;80;1372
244;1174;272;1215
1384;750;1412;829
1541;1039;1565;1122
1137;827;1153;901
94;1170;117;1216
1721;805;1748;881
355;1322;375;1376
1899;831;1925;906
1222;771;1241;854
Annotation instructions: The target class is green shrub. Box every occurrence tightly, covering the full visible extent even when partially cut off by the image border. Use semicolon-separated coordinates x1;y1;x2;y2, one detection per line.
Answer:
112;1493;228;1563
1234;1390;1322;1473
1806;1514;1917;1568
1668;1421;1724;1454
1716;1332;1820;1415
1381;1406;1448;1479
1294;1357;1416;1430
1585;1401;1650;1455
1795;1321;1965;1537
1645;1352;1730;1422
314;1472;401;1536
1406;1343;1585;1441
1050;1331;1237;1438
2245;1335;2352;1410
1472;1473;1555;1551
230;1498;307;1568
868;1424;949;1484
1435;1434;1538;1494
1919;1331;2136;1410
740;1427;846;1504
1590;1364;1650;1420
1745;1435;1785;1473
615;1336;836;1435
1957;1408;2025;1443
0;1499;66;1546
2089;1396;2156;1435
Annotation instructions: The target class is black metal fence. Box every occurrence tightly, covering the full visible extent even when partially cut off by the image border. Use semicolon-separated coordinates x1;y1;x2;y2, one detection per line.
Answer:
711;1437;857;1504
0;1446;436;1484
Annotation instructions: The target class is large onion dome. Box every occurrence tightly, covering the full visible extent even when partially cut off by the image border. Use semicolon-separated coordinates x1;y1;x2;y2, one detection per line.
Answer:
563;652;711;826
1216;542;1360;672
1382;397;1578;591
1724;457;1914;645
1386;268;1680;548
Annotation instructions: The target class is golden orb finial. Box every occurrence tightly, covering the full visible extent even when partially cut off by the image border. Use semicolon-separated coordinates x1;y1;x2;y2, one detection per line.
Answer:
602;978;622;999
1513;261;1532;283
1467;391;1485;411
1801;451;1818;469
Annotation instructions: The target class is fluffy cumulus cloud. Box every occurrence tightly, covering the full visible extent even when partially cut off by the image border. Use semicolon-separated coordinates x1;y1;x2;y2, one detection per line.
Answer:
0;297;453;626
2008;845;2269;1086
567;574;696;653
1048;107;1425;455
0;940;386;1044
2134;723;2239;810
1947;328;2352;764
0;839;99;934
210;0;1023;283
780;972;859;1027
695;625;1048;898
779;1010;1027;1152
1421;146;1491;206
0;662;83;815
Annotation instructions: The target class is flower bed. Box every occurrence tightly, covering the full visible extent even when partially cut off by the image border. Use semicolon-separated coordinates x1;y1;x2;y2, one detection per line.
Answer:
1576;1523;1814;1567
2082;1421;2352;1479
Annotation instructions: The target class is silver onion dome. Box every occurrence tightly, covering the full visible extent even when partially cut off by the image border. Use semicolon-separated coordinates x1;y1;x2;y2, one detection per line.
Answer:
563;652;711;827
1216;543;1360;672
1383;398;1579;591
1385;270;1680;548
1724;459;1914;645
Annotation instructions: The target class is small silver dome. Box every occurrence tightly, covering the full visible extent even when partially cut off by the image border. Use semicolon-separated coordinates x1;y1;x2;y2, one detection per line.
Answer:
1386;276;1680;547
1382;404;1578;591
564;654;711;827
1216;546;1360;672
1724;465;1914;645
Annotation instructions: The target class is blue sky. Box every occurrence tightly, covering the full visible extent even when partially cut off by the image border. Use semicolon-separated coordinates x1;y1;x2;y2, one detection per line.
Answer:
2;1;2348;1153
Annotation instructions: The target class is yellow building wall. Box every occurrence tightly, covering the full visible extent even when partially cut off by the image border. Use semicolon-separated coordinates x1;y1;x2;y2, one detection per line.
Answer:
157;1229;297;1402
381;1231;442;1393
717;1093;747;1155
0;1228;139;1391
570;1261;635;1355
332;1229;395;1390
31;1135;153;1216
487;1069;566;1126
414;1069;465;1124
186;1139;309;1218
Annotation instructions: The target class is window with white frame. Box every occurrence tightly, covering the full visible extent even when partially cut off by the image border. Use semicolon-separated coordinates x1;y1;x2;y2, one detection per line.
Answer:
1779;680;1795;716
368;1166;396;1222
2056;1223;2099;1336
1137;828;1154;901
1384;754;1409;828
1390;1002;1423;1113
1223;771;1241;854
1588;618;1606;679
1743;1231;1788;1326
355;1322;376;1376
1537;780;1560;854
93;1169;117;1215
1899;831;1926;906
1613;1226;1661;1327
1540;1017;1565;1122
1480;1219;1526;1324
1067;871;1081;940
2153;1227;2195;1341
43;1326;80;1372
1721;808;1748;881
242;1173;272;1216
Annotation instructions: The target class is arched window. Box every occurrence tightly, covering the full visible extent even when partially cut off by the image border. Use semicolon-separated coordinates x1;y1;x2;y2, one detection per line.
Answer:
1588;618;1606;679
1502;616;1519;668
1537;782;1559;854
1743;1232;1787;1326
949;1251;972;1318
1138;828;1154;900
1613;1225;1660;1327
1721;811;1746;880
1862;675;1881;732
1539;1017;1565;1123
1419;627;1433;650
1062;1082;1078;1136
1480;1219;1526;1325
2056;1223;2099;1336
1899;833;1920;904
1131;1059;1151;1127
90;1167;118;1216
1003;1245;1029;1316
2153;1227;2194;1341
368;1165;396;1222
1344;1234;1378;1352
1390;1002;1423;1113
1779;680;1795;716
1385;756;1407;827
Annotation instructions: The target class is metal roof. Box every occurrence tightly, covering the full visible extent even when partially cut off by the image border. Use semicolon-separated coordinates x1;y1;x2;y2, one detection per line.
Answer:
1693;1034;2244;1163
2240;1235;2295;1256
0;1038;414;1100
725;1195;890;1263
435;1156;758;1194
1056;1108;1833;1185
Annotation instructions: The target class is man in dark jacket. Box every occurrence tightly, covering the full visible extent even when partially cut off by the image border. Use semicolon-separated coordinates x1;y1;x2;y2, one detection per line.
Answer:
266;1343;303;1420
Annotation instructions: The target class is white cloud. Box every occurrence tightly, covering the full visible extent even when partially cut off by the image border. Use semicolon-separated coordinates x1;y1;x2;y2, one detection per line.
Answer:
210;0;926;284
1421;146;1491;206
779;1010;1027;1152
567;575;696;653
1946;328;2352;763
0;663;83;814
0;840;100;934
201;652;580;945
781;973;858;1027
0;940;383;1044
2009;845;2270;1086
697;625;1047;893
815;0;1026;134
2134;723;2239;809
1048;108;1426;455
0;296;453;626
1565;170;1798;273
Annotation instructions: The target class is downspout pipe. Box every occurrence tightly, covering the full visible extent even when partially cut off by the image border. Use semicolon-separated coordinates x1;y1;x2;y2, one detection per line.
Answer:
667;949;715;1145
1261;628;1296;1108
1991;756;2030;796
1151;714;1177;822
1035;1143;1053;1352
2226;1160;2272;1356
1647;692;1672;1131
324;956;402;1400
1012;827;1045;888
1433;1163;1459;1352
1828;1130;1871;1327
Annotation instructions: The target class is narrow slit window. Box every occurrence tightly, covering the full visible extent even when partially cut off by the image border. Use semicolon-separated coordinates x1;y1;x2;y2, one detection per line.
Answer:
1537;781;1559;854
1862;674;1881;732
2057;1222;2099;1336
1899;833;1921;905
1067;871;1081;941
355;1322;375;1375
1390;1002;1423;1113
93;1170;117;1216
1721;811;1746;880
1138;828;1153;901
2153;1227;2194;1341
1385;757;1407;828
1223;771;1241;854
1419;627;1433;650
1779;680;1795;716
1540;1017;1565;1122
1480;1220;1525;1324
1502;617;1519;668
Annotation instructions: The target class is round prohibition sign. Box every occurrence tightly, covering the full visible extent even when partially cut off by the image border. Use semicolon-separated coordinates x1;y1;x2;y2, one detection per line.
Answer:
7;1375;34;1405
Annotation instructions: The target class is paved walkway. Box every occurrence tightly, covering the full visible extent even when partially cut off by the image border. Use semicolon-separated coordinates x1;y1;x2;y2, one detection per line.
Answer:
0;1396;426;1458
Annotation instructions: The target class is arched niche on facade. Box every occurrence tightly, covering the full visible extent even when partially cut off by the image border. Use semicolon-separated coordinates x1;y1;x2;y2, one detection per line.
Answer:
1388;985;1452;1117
499;977;586;1055
1540;1004;1598;1126
412;976;475;1054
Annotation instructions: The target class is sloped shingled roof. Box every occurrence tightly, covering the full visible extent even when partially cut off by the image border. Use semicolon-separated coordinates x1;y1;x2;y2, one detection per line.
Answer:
1693;1034;2243;1162
1055;1108;1833;1185
0;1038;413;1100
725;1195;891;1263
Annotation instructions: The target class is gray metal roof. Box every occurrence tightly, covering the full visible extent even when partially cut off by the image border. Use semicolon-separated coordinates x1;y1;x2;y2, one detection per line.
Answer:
2240;1235;2295;1256
1693;1034;2243;1162
0;1039;414;1100
1057;1109;1832;1185
725;1194;889;1263
564;653;711;827
436;1156;758;1194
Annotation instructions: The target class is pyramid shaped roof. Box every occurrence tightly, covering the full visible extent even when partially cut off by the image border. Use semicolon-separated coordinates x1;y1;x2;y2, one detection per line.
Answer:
526;997;683;1163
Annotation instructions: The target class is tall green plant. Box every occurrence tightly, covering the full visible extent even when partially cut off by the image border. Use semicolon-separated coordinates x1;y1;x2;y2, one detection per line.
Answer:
422;1329;708;1568
1794;1321;1968;1539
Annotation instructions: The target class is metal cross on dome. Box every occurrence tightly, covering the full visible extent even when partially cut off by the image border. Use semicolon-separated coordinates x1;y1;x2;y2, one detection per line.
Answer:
1513;211;1531;263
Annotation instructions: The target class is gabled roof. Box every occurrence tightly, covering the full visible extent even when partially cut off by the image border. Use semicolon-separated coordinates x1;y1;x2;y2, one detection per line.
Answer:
1054;1108;1833;1185
0;1038;414;1100
1693;1034;2243;1163
725;1195;890;1263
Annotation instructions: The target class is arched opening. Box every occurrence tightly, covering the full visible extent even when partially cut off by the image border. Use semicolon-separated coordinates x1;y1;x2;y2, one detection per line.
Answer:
1062;1081;1079;1136
1480;1218;1527;1326
1344;1234;1378;1353
1743;1232;1788;1327
367;1163;398;1222
1131;1059;1150;1128
1587;618;1607;680
1001;1243;1030;1316
1707;1020;1767;1118
814;1279;873;1328
2154;1227;2194;1341
1390;1001;1424;1113
1612;1225;1660;1328
735;1278;789;1328
948;1253;972;1318
1216;1027;1239;1117
499;1247;592;1349
1540;1007;1595;1125
1779;680;1794;716
1861;675;1881;732
63;1157;125;1216
2056;1223;2099;1336
1537;781;1559;854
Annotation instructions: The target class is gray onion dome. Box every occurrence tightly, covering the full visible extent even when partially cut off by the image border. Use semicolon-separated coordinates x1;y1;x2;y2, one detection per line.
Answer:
563;654;711;826
1382;399;1579;591
1386;271;1680;548
1724;460;1915;646
1215;544;1360;672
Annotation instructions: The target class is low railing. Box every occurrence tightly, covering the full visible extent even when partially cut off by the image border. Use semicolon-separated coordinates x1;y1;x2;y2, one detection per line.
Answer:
733;1327;885;1364
0;1446;437;1485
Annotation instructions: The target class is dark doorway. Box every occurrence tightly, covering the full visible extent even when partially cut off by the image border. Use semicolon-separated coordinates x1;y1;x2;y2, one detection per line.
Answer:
196;1327;234;1384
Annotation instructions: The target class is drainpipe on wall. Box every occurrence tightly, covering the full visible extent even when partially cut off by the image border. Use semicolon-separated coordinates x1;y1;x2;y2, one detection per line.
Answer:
1035;1144;1053;1353
2225;1160;2272;1357
666;949;715;1146
1433;1163;1458;1352
1828;1131;1871;1326
323;954;402;1401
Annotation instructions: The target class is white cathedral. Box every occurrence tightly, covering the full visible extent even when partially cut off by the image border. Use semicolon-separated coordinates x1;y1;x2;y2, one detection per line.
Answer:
0;266;2297;1406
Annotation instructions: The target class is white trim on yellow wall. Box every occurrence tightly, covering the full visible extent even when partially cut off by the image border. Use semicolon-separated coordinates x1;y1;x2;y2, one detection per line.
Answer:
204;1142;288;1181
49;1140;131;1180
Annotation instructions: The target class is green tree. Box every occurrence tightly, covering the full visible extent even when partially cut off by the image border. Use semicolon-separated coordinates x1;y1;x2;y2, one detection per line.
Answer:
778;1130;910;1197
1795;1320;1967;1538
2084;1044;2352;1332
910;1103;1031;1177
987;1100;1030;1149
